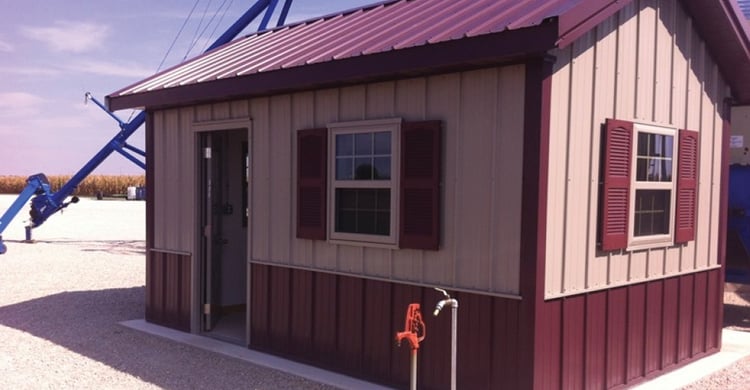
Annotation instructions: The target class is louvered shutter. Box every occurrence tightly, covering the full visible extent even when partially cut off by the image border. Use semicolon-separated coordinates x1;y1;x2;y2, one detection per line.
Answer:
296;128;327;240
600;119;633;251
675;129;699;244
400;120;441;250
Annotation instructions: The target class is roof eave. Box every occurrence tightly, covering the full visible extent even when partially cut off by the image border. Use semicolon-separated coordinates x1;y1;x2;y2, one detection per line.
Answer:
680;0;750;105
106;21;559;111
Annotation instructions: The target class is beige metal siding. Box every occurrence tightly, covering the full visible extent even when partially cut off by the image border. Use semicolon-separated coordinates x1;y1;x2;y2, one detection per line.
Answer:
152;65;526;297
545;0;730;299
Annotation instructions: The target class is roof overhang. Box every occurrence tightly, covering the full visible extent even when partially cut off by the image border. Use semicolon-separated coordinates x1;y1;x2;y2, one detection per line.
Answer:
106;0;750;110
682;0;750;105
107;21;559;111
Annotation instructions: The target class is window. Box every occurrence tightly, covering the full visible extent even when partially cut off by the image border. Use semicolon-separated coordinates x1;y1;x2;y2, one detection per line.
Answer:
296;119;441;250
329;120;400;245
600;119;699;251
630;124;676;248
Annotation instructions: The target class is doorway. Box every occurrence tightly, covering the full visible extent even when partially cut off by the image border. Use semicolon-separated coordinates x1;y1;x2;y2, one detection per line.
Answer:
199;128;249;345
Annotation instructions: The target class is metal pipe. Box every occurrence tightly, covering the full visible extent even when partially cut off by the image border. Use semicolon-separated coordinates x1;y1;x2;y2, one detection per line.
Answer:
433;288;458;390
410;349;417;390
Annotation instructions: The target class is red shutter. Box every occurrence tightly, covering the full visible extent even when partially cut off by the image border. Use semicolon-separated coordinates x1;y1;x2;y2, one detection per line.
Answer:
600;119;633;251
296;128;327;240
675;129;699;244
400;120;441;250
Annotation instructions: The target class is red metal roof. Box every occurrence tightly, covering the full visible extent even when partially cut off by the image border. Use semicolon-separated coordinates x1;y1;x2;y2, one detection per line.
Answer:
107;0;750;110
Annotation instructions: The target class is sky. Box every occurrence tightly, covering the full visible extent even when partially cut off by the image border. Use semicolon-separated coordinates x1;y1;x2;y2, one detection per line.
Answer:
0;0;375;176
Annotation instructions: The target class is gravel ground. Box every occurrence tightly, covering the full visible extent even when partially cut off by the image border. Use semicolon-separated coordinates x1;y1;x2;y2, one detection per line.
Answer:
1;195;749;389
0;195;335;389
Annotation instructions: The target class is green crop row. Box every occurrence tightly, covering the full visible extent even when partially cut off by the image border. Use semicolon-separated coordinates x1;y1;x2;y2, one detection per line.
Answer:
0;175;146;197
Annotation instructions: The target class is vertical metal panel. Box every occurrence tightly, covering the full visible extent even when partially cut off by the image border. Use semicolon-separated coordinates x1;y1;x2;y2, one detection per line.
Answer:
563;30;596;294
705;268;721;350
250;263;270;349
584;293;607;389
561;297;585;389
536;299;562;390
644;281;664;374
269;95;293;264
145;251;191;332
606;287;628;388
588;16;618;290
362;279;391;381
626;284;646;381
312;89;339;270
661;276;679;367
268;266;291;353
178;107;195;252
456;293;492;389
336;276;363;373
691;271;708;355
493;66;525;293
312;272;337;365
290;91;315;268
289;268;313;359
491;298;521;389
677;274;694;360
423;73;461;288
250;98;271;262
454;68;495;290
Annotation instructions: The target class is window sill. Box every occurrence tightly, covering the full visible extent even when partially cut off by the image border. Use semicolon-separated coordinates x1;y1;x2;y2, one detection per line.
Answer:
627;235;676;251
327;238;398;250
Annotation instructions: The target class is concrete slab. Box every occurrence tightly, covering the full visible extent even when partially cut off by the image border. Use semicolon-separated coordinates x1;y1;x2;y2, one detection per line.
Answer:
632;329;750;390
120;319;393;390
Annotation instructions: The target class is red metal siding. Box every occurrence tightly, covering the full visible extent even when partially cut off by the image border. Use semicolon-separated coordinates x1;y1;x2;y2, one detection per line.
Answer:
289;269;314;359
606;287;628;388
644;282;664;375
145;250;191;332
691;272;708;355
249;264;524;389
677;274;694;361
561;298;585;389
661;277;679;368
584;293;607;390
269;266;291;353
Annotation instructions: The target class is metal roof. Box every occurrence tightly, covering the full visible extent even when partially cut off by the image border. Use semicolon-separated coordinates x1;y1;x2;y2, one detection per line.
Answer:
739;0;750;18
107;0;750;110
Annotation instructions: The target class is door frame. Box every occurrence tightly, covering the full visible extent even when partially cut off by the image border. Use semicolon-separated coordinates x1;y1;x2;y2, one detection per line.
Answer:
192;118;252;343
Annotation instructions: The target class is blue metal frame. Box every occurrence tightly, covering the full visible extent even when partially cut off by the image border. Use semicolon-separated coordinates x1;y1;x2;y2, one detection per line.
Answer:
0;0;293;255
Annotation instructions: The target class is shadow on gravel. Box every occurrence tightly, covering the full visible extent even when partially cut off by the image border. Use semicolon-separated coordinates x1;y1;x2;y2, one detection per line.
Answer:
0;288;325;389
725;303;750;332
4;240;146;256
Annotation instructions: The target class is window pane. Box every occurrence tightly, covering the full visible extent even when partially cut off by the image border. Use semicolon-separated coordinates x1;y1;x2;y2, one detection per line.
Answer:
336;134;353;156
335;188;390;236
336;157;353;180
374;131;391;154
373;157;391;180
636;132;673;182
354;157;373;179
634;189;671;236
355;133;372;155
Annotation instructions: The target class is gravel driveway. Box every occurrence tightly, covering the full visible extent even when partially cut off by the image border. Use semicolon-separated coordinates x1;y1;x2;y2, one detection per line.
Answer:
0;195;335;389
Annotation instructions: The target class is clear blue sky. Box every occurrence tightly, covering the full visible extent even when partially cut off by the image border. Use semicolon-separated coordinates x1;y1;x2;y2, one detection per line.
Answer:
0;0;375;176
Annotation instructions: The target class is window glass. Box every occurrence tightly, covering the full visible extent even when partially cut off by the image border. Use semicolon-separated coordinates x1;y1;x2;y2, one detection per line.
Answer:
634;189;671;236
636;133;673;182
335;131;391;181
335;188;390;236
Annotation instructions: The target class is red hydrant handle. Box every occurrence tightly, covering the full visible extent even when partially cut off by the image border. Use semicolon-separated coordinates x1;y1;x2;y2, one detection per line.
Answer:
395;303;426;350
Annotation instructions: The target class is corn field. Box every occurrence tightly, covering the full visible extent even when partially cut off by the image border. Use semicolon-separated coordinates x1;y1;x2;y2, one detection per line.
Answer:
0;175;146;197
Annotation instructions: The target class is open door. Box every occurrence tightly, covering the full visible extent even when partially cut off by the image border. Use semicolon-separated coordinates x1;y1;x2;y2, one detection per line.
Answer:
199;129;248;343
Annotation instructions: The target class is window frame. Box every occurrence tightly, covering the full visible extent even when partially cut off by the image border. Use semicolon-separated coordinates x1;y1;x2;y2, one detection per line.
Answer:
627;122;679;250
327;118;402;247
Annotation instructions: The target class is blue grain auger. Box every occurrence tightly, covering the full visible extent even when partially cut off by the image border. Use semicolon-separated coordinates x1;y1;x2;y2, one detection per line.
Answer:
0;0;293;254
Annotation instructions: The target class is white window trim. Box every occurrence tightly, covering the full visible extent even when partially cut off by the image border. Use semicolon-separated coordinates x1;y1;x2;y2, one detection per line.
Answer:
327;118;402;247
627;122;678;251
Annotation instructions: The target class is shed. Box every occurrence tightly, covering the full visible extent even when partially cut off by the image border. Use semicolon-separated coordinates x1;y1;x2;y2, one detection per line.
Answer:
107;0;750;388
